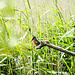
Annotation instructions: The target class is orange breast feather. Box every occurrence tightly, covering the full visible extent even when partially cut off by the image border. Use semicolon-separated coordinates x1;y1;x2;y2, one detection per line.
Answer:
33;40;38;46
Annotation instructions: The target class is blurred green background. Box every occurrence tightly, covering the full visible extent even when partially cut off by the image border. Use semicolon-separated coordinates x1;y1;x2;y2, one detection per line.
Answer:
0;0;75;75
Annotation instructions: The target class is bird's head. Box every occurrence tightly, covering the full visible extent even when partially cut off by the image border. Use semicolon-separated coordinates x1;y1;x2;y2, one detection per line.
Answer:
31;36;36;41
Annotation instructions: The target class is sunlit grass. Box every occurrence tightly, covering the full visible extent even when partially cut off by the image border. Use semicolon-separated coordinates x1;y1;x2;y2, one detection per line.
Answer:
0;0;75;75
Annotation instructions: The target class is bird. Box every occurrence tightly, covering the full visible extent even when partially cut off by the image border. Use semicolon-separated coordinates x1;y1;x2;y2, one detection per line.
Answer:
31;36;40;46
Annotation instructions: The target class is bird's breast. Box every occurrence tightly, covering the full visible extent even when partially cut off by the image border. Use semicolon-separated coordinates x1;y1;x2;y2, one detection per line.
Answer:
33;40;38;46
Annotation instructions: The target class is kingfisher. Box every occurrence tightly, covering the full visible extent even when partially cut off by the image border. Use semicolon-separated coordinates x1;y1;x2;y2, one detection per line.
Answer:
31;36;40;46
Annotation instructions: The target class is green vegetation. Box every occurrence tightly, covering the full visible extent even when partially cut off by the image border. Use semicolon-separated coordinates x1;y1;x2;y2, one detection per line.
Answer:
0;0;75;75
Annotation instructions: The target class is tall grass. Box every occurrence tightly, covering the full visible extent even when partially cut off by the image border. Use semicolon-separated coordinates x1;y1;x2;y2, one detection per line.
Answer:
0;0;75;75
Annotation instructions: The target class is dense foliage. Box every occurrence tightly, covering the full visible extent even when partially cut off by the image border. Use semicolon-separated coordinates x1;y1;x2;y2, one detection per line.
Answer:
0;0;75;75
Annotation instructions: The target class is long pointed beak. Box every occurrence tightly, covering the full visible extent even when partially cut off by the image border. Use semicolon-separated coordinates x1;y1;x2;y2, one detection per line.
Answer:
31;39;33;42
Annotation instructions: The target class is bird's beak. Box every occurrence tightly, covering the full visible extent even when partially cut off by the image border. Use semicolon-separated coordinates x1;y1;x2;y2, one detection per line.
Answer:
31;39;33;42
